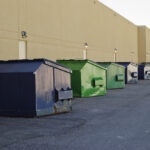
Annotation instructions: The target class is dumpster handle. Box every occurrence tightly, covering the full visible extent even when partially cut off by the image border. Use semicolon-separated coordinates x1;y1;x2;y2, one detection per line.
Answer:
145;70;150;75
92;77;104;87
131;72;137;78
55;88;73;102
116;74;124;81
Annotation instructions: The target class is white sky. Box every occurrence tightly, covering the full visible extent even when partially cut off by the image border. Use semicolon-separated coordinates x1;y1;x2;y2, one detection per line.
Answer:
98;0;150;28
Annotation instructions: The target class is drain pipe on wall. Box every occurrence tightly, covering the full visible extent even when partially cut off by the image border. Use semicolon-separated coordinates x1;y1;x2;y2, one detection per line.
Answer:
130;51;135;62
114;48;118;62
83;43;88;60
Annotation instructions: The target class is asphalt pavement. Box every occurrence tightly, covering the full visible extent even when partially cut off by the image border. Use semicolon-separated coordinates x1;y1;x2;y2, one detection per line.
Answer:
1;80;150;150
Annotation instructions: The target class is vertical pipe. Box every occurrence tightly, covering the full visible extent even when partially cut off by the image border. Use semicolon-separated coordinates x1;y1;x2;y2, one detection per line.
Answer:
114;52;117;62
53;67;55;102
114;48;118;62
83;50;87;60
83;43;88;60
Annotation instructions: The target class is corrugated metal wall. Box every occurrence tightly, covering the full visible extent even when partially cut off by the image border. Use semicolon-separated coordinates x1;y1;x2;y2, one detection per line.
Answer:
0;0;149;63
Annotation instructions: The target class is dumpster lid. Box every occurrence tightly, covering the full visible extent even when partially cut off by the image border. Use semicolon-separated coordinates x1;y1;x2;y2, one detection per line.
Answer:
87;60;107;70
57;59;107;70
116;62;137;67
140;62;150;66
0;59;72;73
97;62;125;69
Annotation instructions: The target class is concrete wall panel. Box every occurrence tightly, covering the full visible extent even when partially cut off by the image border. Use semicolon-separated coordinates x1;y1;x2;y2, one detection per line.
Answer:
0;0;139;62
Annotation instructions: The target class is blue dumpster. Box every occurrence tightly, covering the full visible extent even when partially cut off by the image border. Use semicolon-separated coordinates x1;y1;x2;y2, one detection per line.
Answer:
138;63;150;80
117;62;138;84
0;59;72;117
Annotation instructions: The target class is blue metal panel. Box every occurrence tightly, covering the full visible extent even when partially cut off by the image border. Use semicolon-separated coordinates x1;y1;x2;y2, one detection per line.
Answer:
54;68;72;113
0;61;42;73
138;64;144;79
0;73;36;117
0;59;72;117
35;64;55;116
138;63;150;80
35;63;72;116
117;62;138;84
0;59;72;73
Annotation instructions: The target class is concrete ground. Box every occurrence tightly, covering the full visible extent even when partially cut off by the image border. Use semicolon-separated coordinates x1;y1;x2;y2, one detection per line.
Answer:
0;80;150;150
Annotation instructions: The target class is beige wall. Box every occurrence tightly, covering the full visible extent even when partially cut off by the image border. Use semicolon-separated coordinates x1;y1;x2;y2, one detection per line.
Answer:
138;26;146;63
146;27;150;62
0;0;19;59
138;26;150;63
0;0;138;63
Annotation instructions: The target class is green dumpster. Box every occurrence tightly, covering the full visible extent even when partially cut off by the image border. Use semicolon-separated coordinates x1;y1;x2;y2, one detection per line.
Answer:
57;60;107;97
97;62;125;89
